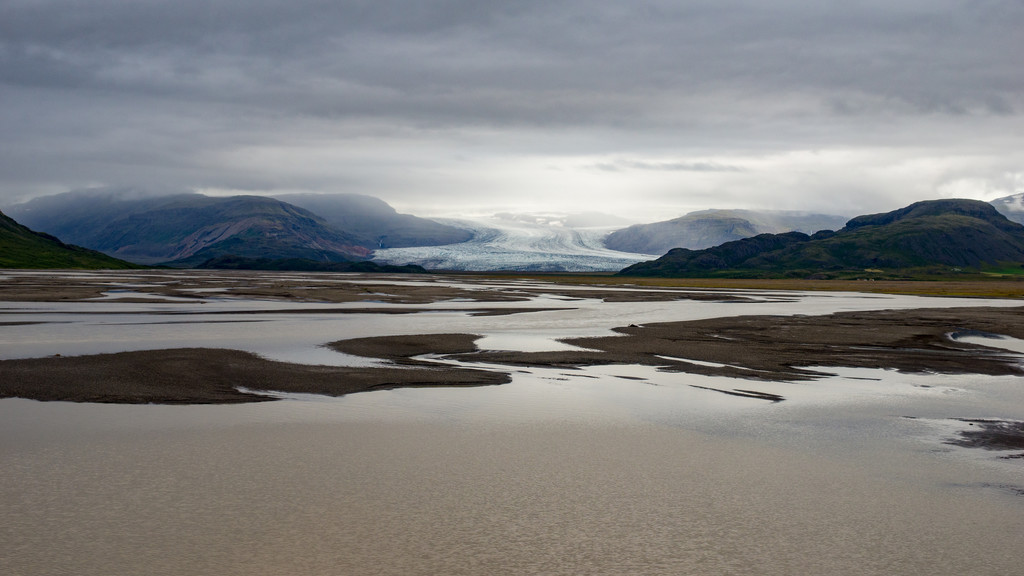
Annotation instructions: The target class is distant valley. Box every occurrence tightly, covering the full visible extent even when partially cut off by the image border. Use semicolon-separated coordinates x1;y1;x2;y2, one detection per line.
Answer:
373;213;654;272
5;189;1024;275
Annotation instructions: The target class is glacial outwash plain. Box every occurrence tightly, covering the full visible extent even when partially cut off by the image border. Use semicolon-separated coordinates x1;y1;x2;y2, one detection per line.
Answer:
3;269;1024;575
6;1;1024;573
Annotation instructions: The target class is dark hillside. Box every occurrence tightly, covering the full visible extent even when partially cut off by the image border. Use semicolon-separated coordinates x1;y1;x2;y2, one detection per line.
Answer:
276;193;472;248
620;199;1024;278
7;191;369;265
0;210;139;269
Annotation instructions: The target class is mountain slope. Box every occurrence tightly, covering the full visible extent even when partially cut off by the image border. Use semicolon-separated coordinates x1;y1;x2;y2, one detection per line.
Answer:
990;192;1024;225
604;209;847;255
0;210;139;269
275;193;472;248
619;199;1024;278
7;190;370;265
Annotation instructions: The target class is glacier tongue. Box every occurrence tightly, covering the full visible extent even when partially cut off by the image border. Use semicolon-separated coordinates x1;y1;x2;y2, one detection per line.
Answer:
372;216;658;272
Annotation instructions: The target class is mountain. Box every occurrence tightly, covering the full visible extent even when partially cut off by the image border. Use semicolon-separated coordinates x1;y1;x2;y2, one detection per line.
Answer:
274;193;472;248
195;255;427;273
619;199;1024;278
6;190;370;266
604;209;848;255
990;192;1024;225
0;209;139;269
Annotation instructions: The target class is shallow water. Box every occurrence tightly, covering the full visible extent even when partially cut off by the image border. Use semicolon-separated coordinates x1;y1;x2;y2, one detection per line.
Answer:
3;273;1024;575
3;388;1023;576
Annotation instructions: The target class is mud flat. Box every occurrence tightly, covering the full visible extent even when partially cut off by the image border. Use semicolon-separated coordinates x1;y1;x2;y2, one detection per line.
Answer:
439;305;1024;380
0;269;753;304
5;305;1024;404
0;338;508;404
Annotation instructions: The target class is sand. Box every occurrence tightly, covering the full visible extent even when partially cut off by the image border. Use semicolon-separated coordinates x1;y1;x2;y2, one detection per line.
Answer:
3;270;1024;404
0;345;509;404
5;306;1024;404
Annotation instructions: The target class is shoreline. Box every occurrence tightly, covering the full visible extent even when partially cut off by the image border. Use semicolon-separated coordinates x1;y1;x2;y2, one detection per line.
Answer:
4;268;1024;302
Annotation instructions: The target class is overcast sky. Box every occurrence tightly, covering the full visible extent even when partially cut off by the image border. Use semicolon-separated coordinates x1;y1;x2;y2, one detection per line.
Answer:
2;0;1022;220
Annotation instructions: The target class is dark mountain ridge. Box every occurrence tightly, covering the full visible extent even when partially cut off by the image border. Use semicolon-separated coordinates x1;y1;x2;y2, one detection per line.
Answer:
6;190;376;265
619;199;1024;278
274;193;472;248
7;189;472;266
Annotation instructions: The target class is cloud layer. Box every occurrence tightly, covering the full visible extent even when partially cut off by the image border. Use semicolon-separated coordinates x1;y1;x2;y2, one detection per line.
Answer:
2;0;1022;219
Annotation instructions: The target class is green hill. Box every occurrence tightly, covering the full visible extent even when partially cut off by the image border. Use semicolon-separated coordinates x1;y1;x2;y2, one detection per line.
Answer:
618;199;1024;278
0;210;139;269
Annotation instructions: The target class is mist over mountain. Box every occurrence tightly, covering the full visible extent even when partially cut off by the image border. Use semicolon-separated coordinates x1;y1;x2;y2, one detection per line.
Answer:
0;209;138;269
990;192;1024;226
619;199;1024;278
604;209;848;255
274;193;472;248
491;212;634;229
11;187;1024;275
5;189;481;267
6;190;369;266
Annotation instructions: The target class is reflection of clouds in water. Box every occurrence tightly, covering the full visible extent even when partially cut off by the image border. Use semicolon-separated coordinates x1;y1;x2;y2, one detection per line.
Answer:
3;271;1023;370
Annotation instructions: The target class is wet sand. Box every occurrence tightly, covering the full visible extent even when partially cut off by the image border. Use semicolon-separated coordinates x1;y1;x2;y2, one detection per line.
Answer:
946;419;1024;453
5;268;1024;457
5;306;1024;406
0;342;509;404
447;306;1024;380
0;269;752;304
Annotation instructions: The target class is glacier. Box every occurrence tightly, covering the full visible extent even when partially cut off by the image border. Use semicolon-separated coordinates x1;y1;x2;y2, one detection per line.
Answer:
372;214;659;272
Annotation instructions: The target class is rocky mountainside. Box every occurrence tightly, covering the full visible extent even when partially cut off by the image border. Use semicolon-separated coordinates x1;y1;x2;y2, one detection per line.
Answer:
619;199;1024;278
6;190;373;265
604;209;848;255
275;193;472;248
0;209;139;269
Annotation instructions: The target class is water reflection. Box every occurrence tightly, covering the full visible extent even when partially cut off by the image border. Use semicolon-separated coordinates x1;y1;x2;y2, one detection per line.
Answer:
3;273;1024;575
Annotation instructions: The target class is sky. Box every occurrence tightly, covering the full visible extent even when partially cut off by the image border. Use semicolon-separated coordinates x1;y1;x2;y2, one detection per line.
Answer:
2;0;1023;221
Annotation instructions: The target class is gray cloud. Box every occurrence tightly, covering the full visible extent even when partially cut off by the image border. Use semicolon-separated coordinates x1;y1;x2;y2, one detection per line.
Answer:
1;1;1022;217
592;160;744;173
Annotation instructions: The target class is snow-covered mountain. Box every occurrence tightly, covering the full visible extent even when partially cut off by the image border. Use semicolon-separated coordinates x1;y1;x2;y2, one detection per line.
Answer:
372;213;656;272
